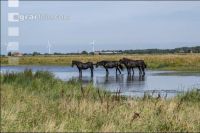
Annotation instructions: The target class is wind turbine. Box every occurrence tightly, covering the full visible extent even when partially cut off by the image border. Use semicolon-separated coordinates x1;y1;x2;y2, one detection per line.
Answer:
90;40;95;53
47;40;51;54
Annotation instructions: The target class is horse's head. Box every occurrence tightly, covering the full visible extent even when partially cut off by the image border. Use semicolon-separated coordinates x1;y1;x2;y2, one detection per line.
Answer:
123;57;132;61
119;59;125;64
71;60;76;67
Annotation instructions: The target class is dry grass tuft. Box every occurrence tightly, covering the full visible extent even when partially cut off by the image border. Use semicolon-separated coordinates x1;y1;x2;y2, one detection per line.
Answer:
1;71;200;132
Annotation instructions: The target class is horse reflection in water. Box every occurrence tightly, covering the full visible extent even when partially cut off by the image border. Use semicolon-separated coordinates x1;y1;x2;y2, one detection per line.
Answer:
104;74;123;83
127;74;145;82
70;72;145;92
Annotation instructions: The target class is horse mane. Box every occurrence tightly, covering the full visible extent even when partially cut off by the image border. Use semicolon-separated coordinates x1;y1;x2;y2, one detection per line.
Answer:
85;61;93;64
123;57;134;61
123;58;146;68
97;60;106;65
86;62;94;68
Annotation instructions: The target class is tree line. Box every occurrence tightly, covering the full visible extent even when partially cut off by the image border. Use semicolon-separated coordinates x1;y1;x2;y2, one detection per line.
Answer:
3;46;200;56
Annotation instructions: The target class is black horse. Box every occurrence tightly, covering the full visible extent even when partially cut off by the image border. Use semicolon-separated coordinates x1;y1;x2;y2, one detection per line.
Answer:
135;59;147;76
96;60;123;75
125;58;146;75
119;58;138;75
72;60;94;77
120;58;146;76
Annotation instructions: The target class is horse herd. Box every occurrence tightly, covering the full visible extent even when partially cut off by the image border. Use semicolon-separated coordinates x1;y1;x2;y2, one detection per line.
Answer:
72;57;147;77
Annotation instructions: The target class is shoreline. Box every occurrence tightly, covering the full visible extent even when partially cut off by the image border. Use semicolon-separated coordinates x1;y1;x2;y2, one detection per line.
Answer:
1;64;200;73
1;54;200;72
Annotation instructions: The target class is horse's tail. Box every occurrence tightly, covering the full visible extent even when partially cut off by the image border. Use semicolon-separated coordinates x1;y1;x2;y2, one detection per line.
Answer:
119;63;124;71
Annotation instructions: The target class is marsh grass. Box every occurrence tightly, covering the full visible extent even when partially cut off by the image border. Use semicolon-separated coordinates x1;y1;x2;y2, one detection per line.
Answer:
1;54;200;71
1;70;200;132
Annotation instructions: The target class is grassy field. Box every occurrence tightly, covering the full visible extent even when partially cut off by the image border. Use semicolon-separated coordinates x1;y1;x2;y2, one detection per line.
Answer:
1;70;200;132
1;54;200;71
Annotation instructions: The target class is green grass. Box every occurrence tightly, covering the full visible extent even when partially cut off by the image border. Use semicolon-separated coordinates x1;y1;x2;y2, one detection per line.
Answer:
1;70;200;132
1;54;200;71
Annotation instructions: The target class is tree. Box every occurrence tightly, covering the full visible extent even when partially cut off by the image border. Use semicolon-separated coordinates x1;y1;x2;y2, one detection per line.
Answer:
81;51;88;55
32;52;40;56
7;52;12;56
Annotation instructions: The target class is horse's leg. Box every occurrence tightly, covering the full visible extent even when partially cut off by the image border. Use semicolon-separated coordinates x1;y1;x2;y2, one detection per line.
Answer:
126;66;130;75
91;68;93;77
132;67;134;75
129;67;132;75
128;68;131;75
116;67;120;75
118;67;121;74
106;68;109;75
78;68;80;75
103;66;107;74
142;66;145;76
78;68;82;77
138;67;142;75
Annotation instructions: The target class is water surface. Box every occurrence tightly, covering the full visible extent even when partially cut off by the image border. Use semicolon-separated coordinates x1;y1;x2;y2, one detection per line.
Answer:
1;65;200;97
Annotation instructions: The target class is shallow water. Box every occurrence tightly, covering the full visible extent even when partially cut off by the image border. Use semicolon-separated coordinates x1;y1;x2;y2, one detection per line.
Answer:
1;65;200;97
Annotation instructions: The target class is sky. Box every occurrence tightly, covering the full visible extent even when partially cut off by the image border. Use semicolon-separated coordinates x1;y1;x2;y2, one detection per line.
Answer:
1;1;200;54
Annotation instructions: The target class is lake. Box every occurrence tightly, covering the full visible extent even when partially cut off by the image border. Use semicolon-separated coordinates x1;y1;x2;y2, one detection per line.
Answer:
1;65;200;98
